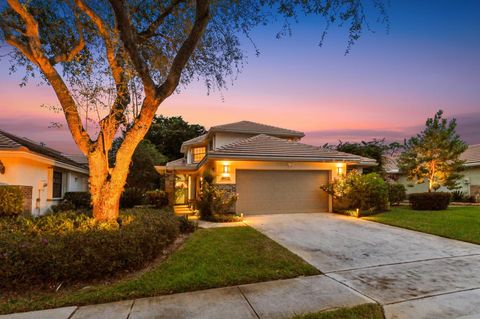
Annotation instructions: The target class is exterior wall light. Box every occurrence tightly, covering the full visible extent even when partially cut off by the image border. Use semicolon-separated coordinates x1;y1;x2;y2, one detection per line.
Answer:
0;160;5;174
336;163;344;175
222;164;230;176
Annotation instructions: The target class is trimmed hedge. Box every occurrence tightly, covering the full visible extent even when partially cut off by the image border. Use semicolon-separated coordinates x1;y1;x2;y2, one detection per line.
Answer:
0;208;179;290
409;192;451;210
0;186;24;216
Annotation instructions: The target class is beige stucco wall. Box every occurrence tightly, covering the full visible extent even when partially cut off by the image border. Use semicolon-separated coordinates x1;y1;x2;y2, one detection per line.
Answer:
210;160;346;213
212;160;344;184
398;166;479;195
0;153;88;215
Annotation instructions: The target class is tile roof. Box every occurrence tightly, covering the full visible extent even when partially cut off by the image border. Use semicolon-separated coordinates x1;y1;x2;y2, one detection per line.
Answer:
461;144;480;165
209;121;305;138
0;129;88;170
180;134;208;152
209;134;376;163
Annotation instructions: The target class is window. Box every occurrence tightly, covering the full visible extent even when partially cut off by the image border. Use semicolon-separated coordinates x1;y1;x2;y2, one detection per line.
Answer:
52;171;63;198
192;147;206;163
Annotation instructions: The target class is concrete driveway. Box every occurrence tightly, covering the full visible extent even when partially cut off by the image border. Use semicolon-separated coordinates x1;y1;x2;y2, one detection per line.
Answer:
246;213;480;319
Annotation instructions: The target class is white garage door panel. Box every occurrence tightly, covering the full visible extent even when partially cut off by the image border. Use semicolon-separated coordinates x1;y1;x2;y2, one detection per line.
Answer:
236;170;329;215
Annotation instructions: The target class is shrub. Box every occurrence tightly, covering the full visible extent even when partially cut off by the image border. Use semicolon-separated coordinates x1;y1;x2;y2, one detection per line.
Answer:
50;200;76;213
321;171;389;214
177;215;197;233
202;213;243;223
63;192;91;208
0;208;179;290
0;186;24;217
466;195;478;203
120;187;145;208
145;190;169;208
388;183;407;206
409;192;451;210
450;190;466;202
198;172;237;220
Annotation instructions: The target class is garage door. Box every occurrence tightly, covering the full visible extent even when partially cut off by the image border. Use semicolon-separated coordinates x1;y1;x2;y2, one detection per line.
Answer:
236;170;329;215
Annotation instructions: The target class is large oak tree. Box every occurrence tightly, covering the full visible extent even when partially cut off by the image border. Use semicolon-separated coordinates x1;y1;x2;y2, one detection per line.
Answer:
0;0;387;220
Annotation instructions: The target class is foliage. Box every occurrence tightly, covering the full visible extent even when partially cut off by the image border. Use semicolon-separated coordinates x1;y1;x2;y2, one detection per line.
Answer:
145;116;206;161
388;183;407;206
451;190;466;202
50;200;76;213
120;188;145;209
365;206;480;245
398;110;468;192
177;215;197;233
197;172;237;220
293;304;384;319
0;209;179;290
63;192;91;209
0;186;24;216
202;213;243;223
145;189;169;208
326;139;402;174
408;192;451;210
127;139;167;189
0;226;319;315
321;171;389;213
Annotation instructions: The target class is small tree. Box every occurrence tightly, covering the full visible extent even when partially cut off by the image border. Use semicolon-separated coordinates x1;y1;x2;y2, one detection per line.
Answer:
398;110;468;192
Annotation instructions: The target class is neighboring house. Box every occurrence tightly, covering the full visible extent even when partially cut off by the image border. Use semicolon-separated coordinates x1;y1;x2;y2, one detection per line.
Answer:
386;144;480;196
0;129;89;215
156;121;376;215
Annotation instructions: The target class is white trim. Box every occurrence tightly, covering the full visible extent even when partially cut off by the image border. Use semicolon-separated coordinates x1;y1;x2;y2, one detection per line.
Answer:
0;150;88;174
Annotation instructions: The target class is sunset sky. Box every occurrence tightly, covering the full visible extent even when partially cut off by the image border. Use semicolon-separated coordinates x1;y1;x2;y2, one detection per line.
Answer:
0;0;479;153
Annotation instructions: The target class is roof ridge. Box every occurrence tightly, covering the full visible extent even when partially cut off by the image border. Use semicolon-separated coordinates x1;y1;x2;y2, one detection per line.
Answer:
209;120;304;136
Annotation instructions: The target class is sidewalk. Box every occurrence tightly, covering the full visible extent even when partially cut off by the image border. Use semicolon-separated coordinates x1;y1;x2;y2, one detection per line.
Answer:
0;275;374;319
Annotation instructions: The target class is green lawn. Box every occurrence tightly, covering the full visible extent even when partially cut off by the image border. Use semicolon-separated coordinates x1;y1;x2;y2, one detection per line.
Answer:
293;304;384;319
365;206;480;244
0;226;319;315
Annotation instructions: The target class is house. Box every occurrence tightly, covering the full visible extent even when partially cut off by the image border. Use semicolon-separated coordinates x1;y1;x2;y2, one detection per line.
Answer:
0;129;89;215
386;144;480;197
156;121;376;215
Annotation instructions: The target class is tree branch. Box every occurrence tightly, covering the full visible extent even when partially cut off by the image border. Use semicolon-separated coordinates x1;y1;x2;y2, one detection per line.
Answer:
49;10;85;64
5;0;91;154
138;0;185;39
108;0;157;98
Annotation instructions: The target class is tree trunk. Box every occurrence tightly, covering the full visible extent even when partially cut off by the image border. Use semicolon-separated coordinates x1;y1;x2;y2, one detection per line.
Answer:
88;148;129;221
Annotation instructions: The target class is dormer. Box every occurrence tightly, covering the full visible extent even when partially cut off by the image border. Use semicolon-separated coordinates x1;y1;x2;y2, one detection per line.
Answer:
181;134;208;164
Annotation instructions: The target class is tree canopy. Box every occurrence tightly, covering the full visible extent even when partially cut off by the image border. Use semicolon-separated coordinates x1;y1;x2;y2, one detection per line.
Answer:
0;0;388;220
145;115;206;161
325;139;401;174
398;110;468;192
